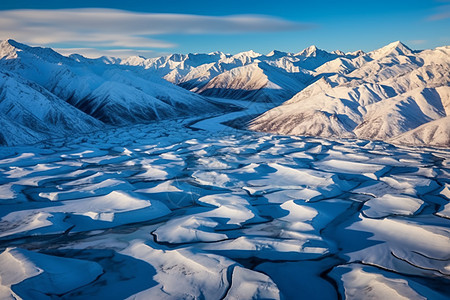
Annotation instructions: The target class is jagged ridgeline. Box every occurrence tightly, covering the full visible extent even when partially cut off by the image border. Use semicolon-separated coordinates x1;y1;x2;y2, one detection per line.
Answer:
0;40;221;146
0;39;449;146
249;42;450;147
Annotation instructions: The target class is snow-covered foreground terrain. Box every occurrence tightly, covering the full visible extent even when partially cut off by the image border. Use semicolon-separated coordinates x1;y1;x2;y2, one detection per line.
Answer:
0;102;449;299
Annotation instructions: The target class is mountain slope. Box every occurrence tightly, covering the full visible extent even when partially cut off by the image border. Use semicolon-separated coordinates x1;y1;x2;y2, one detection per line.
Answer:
388;116;450;147
249;43;450;145
0;70;102;145
0;40;223;145
120;46;351;102
64;70;220;125
1;40;448;147
197;62;309;103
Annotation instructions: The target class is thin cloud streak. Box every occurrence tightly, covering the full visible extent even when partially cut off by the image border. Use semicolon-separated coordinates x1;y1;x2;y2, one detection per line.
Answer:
427;4;450;20
55;48;157;59
408;39;427;45
0;8;312;57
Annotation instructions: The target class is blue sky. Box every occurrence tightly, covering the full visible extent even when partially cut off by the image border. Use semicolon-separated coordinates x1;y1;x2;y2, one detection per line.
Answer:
0;0;449;58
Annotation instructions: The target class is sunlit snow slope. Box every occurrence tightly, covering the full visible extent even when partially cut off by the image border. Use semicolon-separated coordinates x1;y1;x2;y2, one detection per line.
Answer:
1;40;449;147
0;40;221;145
249;42;450;147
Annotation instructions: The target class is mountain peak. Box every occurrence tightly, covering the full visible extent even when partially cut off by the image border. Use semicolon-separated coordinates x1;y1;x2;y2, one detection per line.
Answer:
332;50;345;56
69;54;121;64
0;39;22;59
233;50;261;58
0;39;23;49
370;41;412;59
266;50;288;58
5;39;28;49
386;40;411;52
208;51;225;56
168;53;187;62
1;39;67;63
121;55;147;65
346;50;366;56
296;45;327;57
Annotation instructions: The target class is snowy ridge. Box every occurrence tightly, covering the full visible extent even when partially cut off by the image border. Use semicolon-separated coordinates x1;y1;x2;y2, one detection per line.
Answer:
0;39;221;146
119;41;449;147
250;42;450;147
120;44;352;102
0;69;102;145
1;39;449;147
197;61;309;103
0;39;449;299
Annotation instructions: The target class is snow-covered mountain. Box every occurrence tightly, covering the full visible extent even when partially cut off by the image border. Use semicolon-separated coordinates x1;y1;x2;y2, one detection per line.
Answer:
1;40;448;147
0;40;222;145
120;46;350;103
249;42;450;147
0;69;102;145
196;62;309;103
389;115;450;146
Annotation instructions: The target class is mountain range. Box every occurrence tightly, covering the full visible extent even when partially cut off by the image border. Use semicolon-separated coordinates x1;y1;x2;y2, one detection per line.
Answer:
0;40;222;145
0;39;448;146
249;42;450;147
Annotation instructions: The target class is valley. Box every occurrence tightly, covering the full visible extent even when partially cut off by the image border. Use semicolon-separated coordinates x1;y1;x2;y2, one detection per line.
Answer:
0;101;449;299
0;39;449;299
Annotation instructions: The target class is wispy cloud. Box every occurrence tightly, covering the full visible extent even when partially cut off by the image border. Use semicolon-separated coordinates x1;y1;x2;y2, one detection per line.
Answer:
54;48;158;59
0;8;311;58
408;39;427;45
427;4;450;20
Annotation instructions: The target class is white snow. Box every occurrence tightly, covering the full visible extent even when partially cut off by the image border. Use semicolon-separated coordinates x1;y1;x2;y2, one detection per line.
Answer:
0;247;102;299
0;117;447;298
249;43;450;147
2;40;448;147
363;194;424;218
329;263;447;300
0;191;171;238
0;40;449;299
225;266;281;300
0;39;221;146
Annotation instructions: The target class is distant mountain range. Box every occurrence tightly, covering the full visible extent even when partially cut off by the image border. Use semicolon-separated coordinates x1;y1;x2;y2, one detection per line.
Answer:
0;39;448;146
249;41;450;147
120;45;361;103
